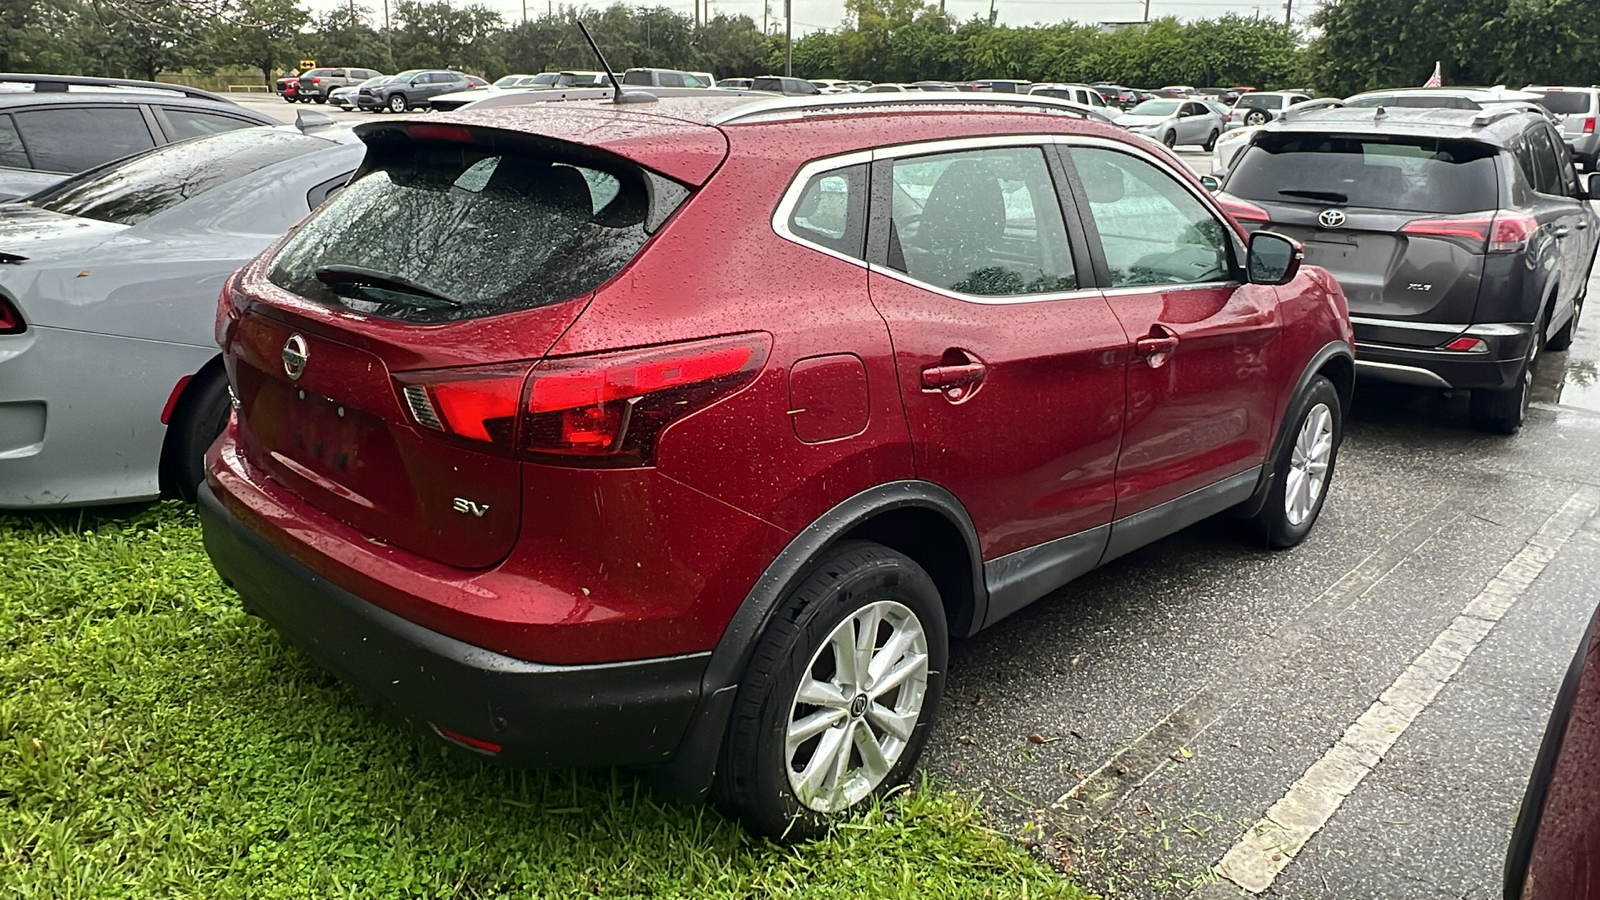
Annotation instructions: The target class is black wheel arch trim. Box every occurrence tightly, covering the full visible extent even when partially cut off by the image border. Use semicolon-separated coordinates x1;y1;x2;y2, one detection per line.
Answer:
641;480;985;801
1238;339;1353;519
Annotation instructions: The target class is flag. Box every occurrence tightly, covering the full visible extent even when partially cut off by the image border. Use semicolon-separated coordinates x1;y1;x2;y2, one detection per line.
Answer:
1423;62;1442;88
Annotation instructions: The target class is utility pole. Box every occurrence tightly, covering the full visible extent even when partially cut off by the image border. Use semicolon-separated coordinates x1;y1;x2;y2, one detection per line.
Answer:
383;0;393;71
988;0;996;25
1142;0;1151;22
522;0;526;24
1283;0;1291;26
785;0;792;76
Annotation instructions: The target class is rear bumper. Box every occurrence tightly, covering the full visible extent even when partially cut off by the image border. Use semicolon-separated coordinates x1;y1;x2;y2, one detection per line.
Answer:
199;481;707;768
1354;322;1534;390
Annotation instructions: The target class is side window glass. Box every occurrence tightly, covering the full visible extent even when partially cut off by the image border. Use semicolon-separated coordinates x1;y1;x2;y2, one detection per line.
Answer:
660;72;684;88
1088;91;1106;107
787;163;866;259
162;109;252;141
0;114;28;168
1069;146;1232;288
1513;137;1538;189
1528;127;1563;194
12;107;155;174
886;146;1076;296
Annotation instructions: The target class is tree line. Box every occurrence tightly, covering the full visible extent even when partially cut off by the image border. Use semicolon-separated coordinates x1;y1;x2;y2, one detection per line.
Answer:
0;0;1595;95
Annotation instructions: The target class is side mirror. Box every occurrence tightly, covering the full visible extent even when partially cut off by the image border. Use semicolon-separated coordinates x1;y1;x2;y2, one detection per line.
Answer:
1200;174;1222;192
1582;172;1599;200
1247;231;1303;285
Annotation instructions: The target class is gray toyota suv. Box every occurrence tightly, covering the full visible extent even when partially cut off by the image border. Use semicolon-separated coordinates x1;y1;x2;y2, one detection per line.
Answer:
1216;106;1599;433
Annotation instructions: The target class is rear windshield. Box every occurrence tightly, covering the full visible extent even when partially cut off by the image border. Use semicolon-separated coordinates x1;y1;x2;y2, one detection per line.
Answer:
30;129;326;225
1531;90;1592;115
268;142;679;324
1227;133;1500;214
1234;94;1280;110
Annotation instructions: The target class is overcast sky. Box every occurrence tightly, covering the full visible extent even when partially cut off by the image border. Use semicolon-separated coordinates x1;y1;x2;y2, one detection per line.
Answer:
304;0;1317;35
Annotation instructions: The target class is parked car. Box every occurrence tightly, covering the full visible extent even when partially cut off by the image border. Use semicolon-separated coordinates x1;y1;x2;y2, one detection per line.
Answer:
862;83;915;92
753;75;822;95
621;68;714;88
1211;98;1345;174
718;77;753;89
1214;106;1598;433
1504;601;1600;900
1093;83;1140;110
277;72;300;100
1524;86;1600;170
974;79;1032;94
428;73;611;113
1228;90;1315;129
0;74;277;201
298;67;385;104
1027;83;1113;113
809;79;855;94
0;120;362;508
329;76;390;111
199;90;1353;839
522;71;610;89
911;81;960;92
1344;86;1542;110
357;70;477;112
1118;97;1227;149
1196;86;1242;105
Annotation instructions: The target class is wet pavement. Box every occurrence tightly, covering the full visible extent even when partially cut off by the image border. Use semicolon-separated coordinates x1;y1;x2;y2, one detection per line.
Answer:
922;265;1600;895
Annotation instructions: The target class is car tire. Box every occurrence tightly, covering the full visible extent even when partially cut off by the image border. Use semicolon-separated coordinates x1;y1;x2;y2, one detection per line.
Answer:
712;541;947;840
1245;109;1269;126
160;369;231;503
1253;375;1342;549
1470;316;1543;434
314;96;326;104
388;93;408;113
1163;131;1177;148
1203;129;1220;151
1548;294;1582;352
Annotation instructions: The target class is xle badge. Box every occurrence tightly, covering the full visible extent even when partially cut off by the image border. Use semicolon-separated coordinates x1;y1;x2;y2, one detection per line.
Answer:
452;497;490;517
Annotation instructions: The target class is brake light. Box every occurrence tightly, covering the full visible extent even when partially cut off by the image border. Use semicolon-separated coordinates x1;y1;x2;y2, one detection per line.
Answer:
1215;194;1270;224
396;334;770;466
1586;116;1596;135
311;77;321;84
0;293;23;334
1401;212;1536;253
1442;337;1489;352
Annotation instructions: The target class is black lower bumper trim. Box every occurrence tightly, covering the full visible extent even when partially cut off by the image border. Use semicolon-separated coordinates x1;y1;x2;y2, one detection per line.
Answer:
198;483;707;768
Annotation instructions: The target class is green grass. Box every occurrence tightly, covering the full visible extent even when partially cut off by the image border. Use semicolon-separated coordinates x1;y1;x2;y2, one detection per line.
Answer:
0;502;1093;899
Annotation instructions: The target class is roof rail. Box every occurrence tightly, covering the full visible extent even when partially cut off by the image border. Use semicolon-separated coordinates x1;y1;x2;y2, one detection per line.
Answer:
709;91;1109;126
1472;106;1526;127
0;73;236;104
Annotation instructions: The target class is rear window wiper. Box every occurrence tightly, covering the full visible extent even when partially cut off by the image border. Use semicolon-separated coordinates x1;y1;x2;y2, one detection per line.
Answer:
315;265;462;308
1278;189;1349;203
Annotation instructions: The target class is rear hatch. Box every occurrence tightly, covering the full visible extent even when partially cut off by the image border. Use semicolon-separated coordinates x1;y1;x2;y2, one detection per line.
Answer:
1222;131;1501;347
226;120;704;568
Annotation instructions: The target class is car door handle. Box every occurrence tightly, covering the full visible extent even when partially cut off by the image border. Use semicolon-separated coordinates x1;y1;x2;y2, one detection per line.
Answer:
1577;221;1590;230
1555;225;1571;238
921;362;986;391
1135;327;1180;366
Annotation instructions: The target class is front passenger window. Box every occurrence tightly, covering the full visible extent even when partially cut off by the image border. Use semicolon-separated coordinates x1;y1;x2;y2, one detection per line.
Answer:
1069;146;1231;288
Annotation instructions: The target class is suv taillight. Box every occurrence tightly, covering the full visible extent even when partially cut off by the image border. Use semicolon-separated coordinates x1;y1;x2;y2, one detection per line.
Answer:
1585;116;1596;135
1401;212;1537;253
395;334;771;466
0;293;25;334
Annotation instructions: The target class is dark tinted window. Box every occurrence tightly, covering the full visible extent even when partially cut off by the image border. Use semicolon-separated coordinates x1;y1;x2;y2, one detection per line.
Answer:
1527;127;1563;194
32;129;327;225
1227;134;1500;214
13;106;155;173
0;114;26;168
1235;94;1281;110
787;164;866;258
659;72;685;88
268;145;681;324
752;77;782;92
162;108;253;140
623;70;651;85
1346;94;1478;110
1532;90;1592;115
886;147;1076;295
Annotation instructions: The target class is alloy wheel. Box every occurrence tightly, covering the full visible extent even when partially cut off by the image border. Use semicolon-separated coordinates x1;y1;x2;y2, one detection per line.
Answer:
1285;402;1334;527
784;600;929;813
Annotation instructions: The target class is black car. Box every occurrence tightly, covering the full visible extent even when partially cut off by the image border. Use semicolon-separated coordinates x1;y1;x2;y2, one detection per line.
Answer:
0;73;275;201
1215;106;1600;433
1093;84;1140;110
357;70;477;113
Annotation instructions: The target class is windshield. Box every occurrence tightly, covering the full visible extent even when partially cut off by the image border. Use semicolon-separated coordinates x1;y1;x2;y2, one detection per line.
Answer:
492;75;524;87
1227;133;1500;214
1128;100;1179;116
29;129;329;225
1531;90;1592;115
1234;94;1280;110
528;73;561;86
359;76;390;88
267;144;681;324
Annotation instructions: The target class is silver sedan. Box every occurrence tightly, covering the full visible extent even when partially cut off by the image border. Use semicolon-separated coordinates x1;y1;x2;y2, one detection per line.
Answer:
1116;98;1228;149
0;124;363;507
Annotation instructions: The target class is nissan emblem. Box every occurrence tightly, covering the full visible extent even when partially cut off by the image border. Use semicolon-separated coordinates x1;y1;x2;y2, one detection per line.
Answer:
282;334;309;381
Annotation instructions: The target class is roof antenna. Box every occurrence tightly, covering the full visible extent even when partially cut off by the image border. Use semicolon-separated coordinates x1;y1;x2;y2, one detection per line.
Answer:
575;20;656;105
1374;105;1387;119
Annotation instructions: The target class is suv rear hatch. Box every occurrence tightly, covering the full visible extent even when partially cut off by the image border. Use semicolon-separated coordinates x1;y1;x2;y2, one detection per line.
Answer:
225;118;710;568
1222;131;1501;346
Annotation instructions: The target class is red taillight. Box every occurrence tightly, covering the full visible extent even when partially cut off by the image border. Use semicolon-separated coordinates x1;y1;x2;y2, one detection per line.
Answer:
1585;116;1596;135
311;77;321;84
1442;336;1489;352
0;293;24;334
214;279;239;348
408;124;474;143
161;375;193;425
1215;193;1270;225
1401;212;1536;253
396;334;771;466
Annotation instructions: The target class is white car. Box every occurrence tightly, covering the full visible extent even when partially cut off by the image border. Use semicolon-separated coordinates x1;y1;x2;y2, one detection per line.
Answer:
1227;90;1315;129
1028;83;1113;113
1211;97;1345;174
1117;97;1226;149
1344;86;1542;110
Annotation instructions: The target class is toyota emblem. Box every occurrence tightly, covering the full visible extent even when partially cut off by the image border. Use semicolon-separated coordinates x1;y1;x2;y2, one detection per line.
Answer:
1318;209;1346;228
282;334;309;381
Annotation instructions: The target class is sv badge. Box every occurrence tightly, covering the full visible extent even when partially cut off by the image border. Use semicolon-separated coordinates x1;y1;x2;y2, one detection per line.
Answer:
452;497;490;517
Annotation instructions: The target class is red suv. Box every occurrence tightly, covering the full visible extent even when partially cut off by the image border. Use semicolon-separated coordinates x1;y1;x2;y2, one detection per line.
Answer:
200;93;1355;837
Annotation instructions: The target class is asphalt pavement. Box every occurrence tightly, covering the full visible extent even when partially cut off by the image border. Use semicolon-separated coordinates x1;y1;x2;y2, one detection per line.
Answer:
241;89;1572;895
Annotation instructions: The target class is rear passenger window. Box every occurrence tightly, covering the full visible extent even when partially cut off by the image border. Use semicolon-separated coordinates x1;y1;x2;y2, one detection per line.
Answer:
1527;127;1563;195
161;108;253;140
0;115;27;168
1069;146;1230;288
886;147;1076;296
12;107;155;173
786;165;866;258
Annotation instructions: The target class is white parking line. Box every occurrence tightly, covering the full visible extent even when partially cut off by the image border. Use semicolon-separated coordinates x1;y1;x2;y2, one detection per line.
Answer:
1210;488;1600;894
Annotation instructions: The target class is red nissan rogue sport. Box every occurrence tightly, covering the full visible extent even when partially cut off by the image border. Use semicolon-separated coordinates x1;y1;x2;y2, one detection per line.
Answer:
200;92;1355;837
